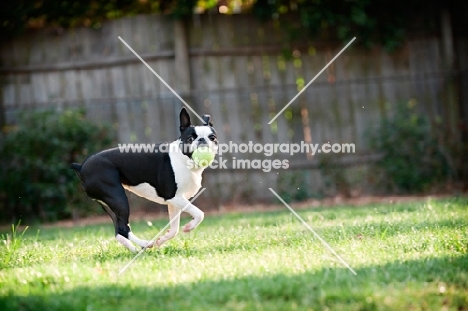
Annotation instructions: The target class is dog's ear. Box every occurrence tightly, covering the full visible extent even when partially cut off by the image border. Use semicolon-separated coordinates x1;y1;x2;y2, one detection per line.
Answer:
179;107;191;132
202;114;213;127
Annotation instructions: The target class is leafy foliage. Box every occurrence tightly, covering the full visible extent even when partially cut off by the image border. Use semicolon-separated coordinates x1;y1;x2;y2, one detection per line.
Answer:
367;102;450;193
1;0;443;50
252;0;441;51
277;171;310;202
0;0;197;38
0;109;114;223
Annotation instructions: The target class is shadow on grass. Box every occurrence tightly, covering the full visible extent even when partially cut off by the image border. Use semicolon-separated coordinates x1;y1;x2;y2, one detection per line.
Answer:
1;254;467;311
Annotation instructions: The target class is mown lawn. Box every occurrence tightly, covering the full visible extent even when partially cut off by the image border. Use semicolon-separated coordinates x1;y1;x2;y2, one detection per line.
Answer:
0;198;467;310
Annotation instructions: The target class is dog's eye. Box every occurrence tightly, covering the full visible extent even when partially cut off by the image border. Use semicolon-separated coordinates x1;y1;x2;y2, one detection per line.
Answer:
187;136;194;143
209;135;217;141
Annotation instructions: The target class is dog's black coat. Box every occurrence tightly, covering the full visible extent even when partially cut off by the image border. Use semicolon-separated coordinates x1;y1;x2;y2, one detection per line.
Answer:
73;145;177;198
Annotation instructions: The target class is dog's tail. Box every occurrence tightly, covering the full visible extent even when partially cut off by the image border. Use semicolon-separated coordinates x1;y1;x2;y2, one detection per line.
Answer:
70;163;82;172
70;163;83;179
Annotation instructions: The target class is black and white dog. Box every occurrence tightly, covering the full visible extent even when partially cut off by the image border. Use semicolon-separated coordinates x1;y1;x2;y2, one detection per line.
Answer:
70;108;218;252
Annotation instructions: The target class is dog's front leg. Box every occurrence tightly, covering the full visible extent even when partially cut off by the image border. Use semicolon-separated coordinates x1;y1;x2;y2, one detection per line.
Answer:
167;196;204;233
156;204;180;247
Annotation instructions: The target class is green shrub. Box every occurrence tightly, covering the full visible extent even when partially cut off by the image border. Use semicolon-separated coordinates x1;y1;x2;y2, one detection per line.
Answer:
0;109;114;223
278;171;310;202
367;102;450;193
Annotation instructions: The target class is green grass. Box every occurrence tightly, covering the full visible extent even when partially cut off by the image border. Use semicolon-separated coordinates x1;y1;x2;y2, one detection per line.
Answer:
1;198;467;310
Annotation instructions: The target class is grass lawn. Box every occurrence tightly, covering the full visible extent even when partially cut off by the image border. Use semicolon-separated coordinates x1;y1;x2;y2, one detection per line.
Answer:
0;198;467;310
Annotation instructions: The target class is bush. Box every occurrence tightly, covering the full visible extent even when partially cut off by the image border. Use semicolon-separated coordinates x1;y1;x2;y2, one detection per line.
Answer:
278;171;310;202
367;102;450;193
0;109;114;223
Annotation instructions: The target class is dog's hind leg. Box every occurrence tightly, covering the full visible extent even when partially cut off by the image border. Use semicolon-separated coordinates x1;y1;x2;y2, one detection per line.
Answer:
111;192;154;249
94;185;152;251
80;161;152;252
97;199;138;253
155;204;181;247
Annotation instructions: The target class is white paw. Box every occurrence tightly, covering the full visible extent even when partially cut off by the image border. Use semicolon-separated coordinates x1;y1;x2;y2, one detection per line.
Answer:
144;241;155;248
183;222;195;233
155;238;165;248
116;234;138;252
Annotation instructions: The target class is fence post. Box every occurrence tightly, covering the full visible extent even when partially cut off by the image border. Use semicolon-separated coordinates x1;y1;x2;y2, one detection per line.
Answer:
440;9;467;183
174;19;197;112
440;9;459;139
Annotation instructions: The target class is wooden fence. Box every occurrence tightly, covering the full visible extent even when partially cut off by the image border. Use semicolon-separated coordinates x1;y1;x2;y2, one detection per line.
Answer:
1;14;467;209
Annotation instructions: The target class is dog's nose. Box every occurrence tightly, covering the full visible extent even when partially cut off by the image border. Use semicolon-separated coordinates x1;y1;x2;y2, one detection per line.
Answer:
198;138;207;145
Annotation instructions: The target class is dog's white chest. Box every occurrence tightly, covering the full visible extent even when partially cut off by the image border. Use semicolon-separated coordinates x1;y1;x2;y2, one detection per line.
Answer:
169;147;204;198
177;170;202;198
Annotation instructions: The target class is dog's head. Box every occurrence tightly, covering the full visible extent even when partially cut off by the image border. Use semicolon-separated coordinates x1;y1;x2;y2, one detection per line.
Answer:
178;107;218;161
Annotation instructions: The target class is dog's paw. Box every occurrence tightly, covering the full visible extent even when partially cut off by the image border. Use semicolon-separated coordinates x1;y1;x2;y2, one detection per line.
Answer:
183;223;194;233
155;239;162;247
155;238;167;248
145;241;155;249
